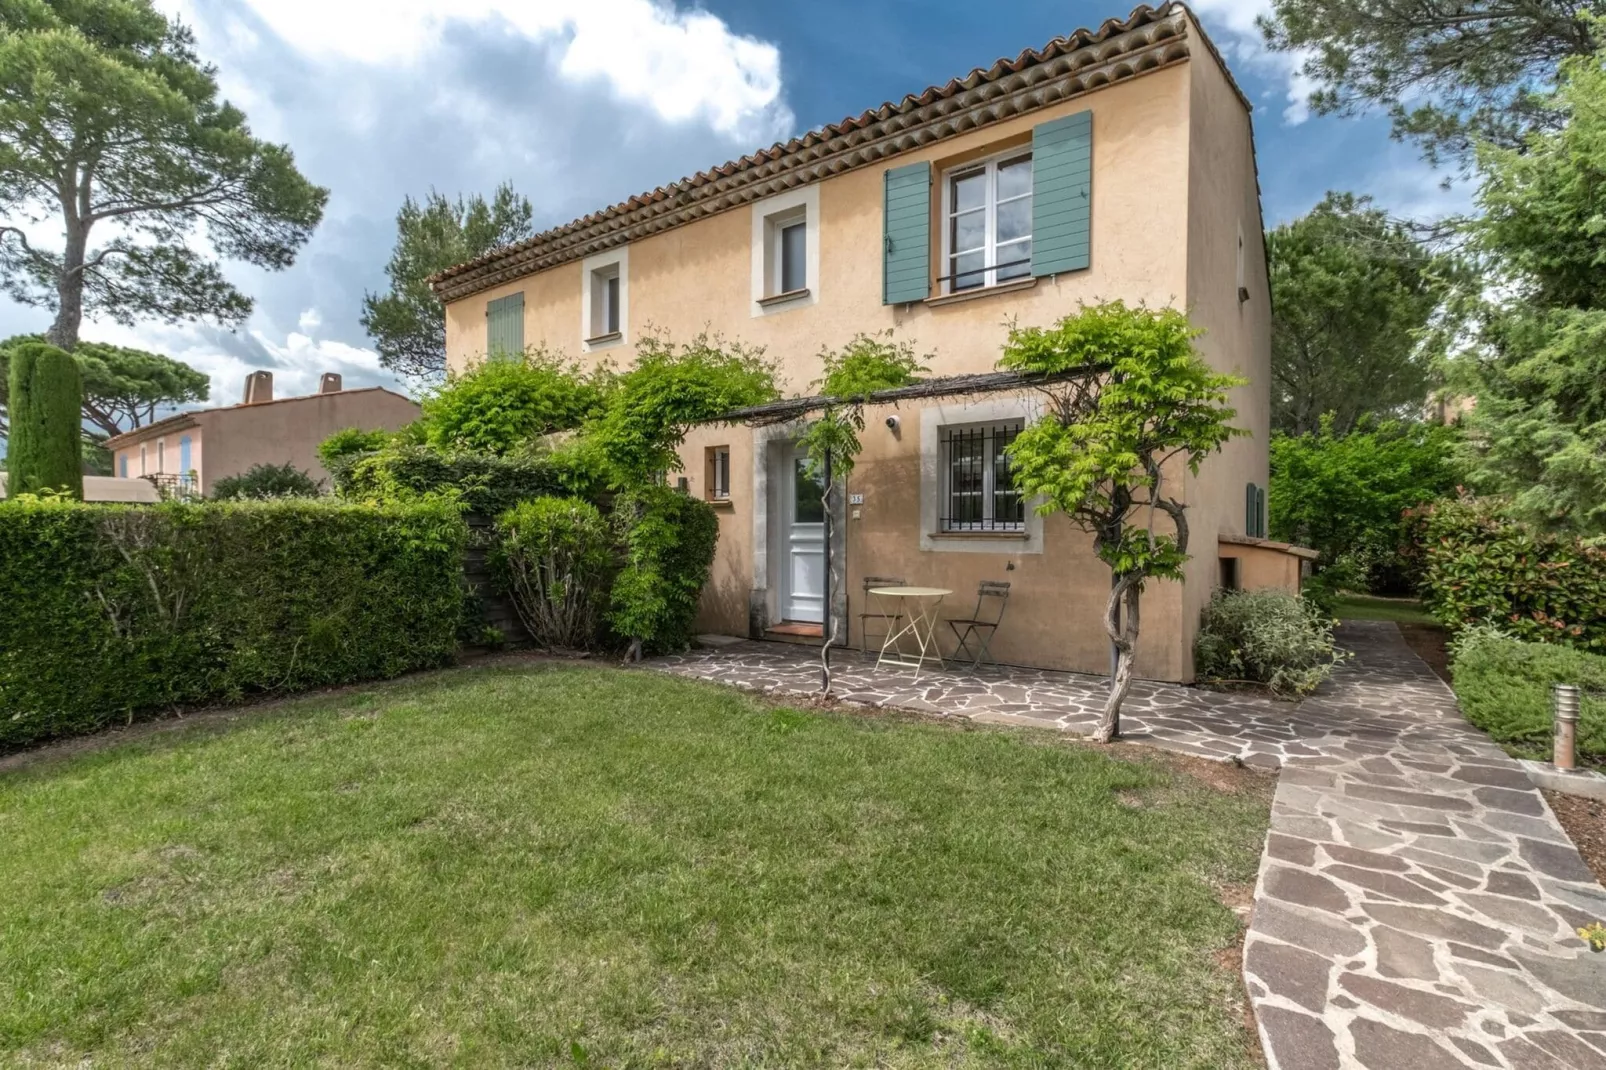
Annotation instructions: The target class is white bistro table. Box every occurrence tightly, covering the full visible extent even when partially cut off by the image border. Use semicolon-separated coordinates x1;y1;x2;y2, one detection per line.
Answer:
868;586;953;679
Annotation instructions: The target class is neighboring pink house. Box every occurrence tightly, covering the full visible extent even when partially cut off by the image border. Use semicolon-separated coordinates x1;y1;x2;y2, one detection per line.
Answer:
103;372;419;497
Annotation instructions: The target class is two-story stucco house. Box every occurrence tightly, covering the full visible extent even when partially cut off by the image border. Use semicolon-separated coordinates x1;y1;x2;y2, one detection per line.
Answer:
431;2;1309;681
103;371;420;498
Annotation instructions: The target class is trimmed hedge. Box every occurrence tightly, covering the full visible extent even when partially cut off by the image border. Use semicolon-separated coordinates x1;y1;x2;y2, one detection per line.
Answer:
609;485;720;658
1408;497;1606;651
1450;625;1606;763
0;498;467;750
333;444;604;517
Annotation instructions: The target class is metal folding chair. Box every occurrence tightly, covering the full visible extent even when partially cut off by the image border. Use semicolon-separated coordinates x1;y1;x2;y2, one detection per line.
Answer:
947;581;1010;670
859;575;907;655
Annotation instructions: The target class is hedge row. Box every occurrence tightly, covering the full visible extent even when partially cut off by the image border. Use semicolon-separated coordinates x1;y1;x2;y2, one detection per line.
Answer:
0;498;467;750
1409;497;1606;651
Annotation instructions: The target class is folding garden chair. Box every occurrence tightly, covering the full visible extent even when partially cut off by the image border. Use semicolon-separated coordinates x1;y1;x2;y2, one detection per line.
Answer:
947;581;1010;670
859;575;907;655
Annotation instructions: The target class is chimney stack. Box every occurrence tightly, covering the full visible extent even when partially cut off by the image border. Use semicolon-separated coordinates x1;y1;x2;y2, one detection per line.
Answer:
318;372;343;394
243;370;273;404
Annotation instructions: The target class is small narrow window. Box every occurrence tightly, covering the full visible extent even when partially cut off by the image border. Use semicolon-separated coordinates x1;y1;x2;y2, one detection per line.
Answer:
940;422;1024;531
779;221;806;293
118;454;128;478
707;445;731;500
156;439;165;473
589;264;622;341
139;443;148;476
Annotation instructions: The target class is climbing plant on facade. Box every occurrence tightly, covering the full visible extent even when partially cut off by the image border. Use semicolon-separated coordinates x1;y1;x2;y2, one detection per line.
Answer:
798;332;927;692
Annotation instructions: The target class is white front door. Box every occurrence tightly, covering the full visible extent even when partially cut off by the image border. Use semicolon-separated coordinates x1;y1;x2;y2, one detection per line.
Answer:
780;444;826;623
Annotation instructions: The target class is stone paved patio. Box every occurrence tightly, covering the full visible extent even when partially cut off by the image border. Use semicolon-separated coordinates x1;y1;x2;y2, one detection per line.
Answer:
650;623;1606;1068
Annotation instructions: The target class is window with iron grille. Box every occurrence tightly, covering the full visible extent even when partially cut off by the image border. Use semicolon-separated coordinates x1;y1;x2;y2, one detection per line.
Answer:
940;422;1025;531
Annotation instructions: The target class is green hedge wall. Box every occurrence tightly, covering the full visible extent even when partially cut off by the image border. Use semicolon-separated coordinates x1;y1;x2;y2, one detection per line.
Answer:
1450;626;1606;763
0;498;467;751
1408;497;1606;651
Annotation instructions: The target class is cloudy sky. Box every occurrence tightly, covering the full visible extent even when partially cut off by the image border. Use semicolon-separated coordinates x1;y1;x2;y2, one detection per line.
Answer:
1;0;1469;411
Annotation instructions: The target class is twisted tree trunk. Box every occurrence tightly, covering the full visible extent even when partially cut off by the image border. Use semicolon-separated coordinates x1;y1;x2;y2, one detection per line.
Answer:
1095;572;1142;742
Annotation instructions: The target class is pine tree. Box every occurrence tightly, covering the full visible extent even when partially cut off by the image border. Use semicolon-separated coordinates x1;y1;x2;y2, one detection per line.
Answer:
6;342;83;498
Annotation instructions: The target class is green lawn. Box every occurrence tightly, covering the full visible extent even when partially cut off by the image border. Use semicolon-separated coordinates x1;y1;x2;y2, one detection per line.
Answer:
0;663;1270;1068
1330;593;1437;624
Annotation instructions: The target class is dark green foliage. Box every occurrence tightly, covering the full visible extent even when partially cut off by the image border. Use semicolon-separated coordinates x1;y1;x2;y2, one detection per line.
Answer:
1268;194;1462;434
592;331;779;486
420;355;605;455
1270;418;1461;591
5;340;82;498
1450;625;1606;763
317;426;398;468
1408;497;1606;650
1195;588;1344;696
608;486;720;656
333;444;601;516
361;184;534;379
0;498;467;750
211;463;320;500
496;497;613;649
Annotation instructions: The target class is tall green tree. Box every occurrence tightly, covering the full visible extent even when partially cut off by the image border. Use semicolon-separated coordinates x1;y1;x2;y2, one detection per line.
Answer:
1000;302;1245;742
1260;0;1604;166
0;0;327;350
0;334;208;440
362;185;534;380
1455;43;1606;534
1269;193;1457;434
6;339;81;496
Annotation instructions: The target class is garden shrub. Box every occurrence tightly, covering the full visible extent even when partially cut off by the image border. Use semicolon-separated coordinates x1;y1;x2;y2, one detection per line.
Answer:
1195;588;1345;696
318;426;400;467
609;485;720;659
1449;624;1606;763
1408;496;1606;651
0;498;467;750
333;444;600;516
211;462;322;500
6;340;83;498
496;497;612;649
420;355;605;455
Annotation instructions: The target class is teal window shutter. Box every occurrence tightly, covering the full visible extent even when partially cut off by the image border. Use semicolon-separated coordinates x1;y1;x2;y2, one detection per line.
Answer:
1246;482;1258;537
1030;110;1092;276
486;292;525;360
1258;485;1268;538
883;162;931;304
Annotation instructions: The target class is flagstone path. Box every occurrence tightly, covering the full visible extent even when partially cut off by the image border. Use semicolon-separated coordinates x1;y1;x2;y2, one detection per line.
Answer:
650;623;1606;1068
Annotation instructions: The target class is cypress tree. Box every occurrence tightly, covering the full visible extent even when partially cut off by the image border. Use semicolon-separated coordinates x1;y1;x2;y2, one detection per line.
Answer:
6;341;83;499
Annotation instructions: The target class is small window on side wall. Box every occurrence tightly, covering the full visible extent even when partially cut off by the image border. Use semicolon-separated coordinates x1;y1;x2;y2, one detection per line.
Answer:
1245;482;1267;538
590;264;621;340
706;445;731;501
1220;557;1240;591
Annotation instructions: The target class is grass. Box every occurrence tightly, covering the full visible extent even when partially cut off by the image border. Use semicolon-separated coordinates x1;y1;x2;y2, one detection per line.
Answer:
1329;592;1437;624
0;663;1271;1068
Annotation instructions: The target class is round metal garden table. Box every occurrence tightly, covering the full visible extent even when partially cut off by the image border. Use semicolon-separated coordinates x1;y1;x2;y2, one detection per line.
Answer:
868;586;952;680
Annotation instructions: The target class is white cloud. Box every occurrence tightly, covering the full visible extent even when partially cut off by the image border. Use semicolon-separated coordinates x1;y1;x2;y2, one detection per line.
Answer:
160;0;790;140
297;307;323;333
1188;0;1317;124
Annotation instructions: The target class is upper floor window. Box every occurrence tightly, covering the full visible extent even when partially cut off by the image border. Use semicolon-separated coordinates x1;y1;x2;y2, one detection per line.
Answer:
486;292;525;360
943;151;1032;294
751;185;818;315
582;247;628;350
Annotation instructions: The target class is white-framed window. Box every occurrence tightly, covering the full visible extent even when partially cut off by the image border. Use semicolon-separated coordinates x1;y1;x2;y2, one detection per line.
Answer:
939;421;1025;531
139;443;148;476
707;445;731;500
156;438;165;473
581;247;628;351
942;150;1032;294
750;185;819;315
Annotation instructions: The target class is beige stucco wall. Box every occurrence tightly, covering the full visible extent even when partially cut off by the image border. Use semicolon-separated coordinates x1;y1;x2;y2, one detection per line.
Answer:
1179;25;1274;677
442;47;1272;680
1218;541;1305;592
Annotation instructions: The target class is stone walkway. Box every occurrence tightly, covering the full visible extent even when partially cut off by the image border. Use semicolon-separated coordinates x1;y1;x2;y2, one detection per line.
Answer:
650;623;1606;1068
